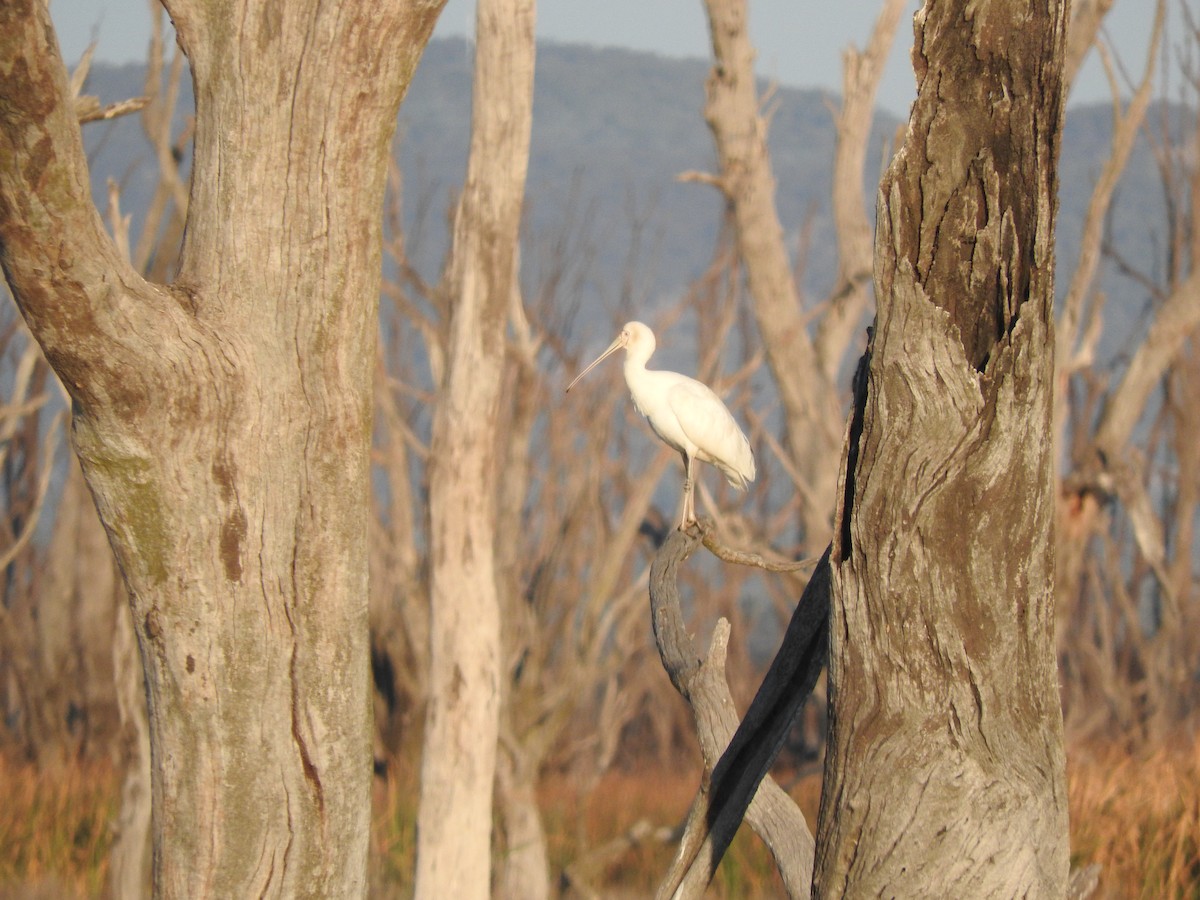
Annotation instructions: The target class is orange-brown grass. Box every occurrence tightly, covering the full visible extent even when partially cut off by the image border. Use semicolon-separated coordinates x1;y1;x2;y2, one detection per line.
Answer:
536;766;812;899
368;762;819;898
0;755;115;899
369;760;418;897
1068;737;1200;900
5;738;1199;897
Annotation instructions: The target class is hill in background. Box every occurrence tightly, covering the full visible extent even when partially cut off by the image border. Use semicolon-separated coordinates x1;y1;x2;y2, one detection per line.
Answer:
77;37;1168;363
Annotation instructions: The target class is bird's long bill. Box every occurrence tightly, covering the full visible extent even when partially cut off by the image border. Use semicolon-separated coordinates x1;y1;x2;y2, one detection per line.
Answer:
565;335;624;393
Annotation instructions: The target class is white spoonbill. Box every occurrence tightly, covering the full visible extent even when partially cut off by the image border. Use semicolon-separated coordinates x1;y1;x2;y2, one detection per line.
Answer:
566;321;755;529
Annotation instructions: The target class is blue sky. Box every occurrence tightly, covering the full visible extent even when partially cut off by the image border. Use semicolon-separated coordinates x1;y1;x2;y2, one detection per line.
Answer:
52;0;1158;116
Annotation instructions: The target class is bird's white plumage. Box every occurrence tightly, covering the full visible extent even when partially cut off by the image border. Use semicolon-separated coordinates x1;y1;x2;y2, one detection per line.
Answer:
567;321;755;528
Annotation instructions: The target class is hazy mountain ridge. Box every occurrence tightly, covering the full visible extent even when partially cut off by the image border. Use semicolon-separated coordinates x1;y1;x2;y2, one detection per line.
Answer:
78;38;1168;358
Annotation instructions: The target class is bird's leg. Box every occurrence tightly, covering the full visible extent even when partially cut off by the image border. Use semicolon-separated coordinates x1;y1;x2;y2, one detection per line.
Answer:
681;452;695;530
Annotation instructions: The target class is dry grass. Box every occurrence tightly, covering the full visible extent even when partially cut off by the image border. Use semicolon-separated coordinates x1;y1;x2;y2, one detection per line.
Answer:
369;761;418;897
540;767;793;898
0;755;114;899
1068;738;1200;899
1;739;1197;897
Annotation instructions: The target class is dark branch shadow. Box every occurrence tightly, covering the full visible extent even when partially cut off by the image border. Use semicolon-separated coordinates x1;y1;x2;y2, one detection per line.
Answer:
649;526;831;898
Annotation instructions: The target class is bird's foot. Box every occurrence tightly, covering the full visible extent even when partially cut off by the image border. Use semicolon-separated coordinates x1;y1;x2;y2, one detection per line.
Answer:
677;516;711;536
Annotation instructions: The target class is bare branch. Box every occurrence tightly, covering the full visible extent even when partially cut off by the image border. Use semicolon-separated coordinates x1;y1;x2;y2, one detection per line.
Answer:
0;0;177;404
675;169;726;191
1094;269;1200;455
1058;0;1165;372
697;518;819;573
1063;0;1116;91
698;0;841;548
650;529;830;898
0;411;61;572
816;0;907;382
77;95;151;123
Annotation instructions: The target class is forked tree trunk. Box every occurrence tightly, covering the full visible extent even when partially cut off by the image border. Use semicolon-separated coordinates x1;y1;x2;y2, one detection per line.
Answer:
415;0;536;896
815;1;1071;896
0;1;444;895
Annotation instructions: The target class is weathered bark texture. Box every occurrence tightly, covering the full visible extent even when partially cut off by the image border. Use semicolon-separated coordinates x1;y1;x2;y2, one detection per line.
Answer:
0;0;444;895
650;529;829;898
415;0;535;896
815;1;1071;897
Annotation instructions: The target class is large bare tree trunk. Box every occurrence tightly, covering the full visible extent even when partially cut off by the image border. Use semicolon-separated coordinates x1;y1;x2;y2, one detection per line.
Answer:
0;1;444;895
815;1;1071;896
415;0;535;896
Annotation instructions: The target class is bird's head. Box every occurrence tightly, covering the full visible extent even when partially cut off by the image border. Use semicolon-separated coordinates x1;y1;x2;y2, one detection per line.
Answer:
566;321;657;393
620;321;656;358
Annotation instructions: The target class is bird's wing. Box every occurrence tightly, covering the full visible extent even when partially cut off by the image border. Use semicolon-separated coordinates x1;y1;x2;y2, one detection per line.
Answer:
666;378;755;488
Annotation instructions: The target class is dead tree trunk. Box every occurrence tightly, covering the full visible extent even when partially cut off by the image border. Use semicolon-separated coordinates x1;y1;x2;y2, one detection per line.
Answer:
815;1;1071;896
698;0;840;546
415;0;536;896
0;1;444;895
493;313;553;900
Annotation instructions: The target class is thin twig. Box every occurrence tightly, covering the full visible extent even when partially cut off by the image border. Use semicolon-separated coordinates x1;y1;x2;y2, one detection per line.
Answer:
693;518;820;572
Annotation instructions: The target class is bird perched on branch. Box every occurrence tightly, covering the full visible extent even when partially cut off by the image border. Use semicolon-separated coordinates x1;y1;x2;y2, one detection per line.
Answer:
567;321;755;530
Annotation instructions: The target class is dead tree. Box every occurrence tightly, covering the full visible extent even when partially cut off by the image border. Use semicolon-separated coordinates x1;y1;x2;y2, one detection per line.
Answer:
1055;0;1200;743
695;0;907;552
415;0;536;896
653;0;1073;895
817;0;1072;894
649;527;827;899
0;0;446;894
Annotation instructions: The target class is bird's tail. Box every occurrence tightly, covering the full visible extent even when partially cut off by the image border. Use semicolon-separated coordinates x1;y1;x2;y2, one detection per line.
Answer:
716;442;755;490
